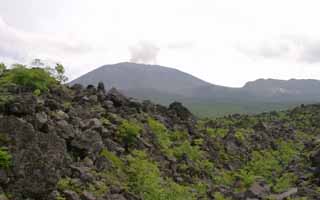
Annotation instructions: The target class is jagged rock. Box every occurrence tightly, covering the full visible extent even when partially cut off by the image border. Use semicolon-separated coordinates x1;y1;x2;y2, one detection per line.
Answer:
36;111;48;124
102;100;115;111
71;129;103;157
63;190;80;200
1;81;320;200
311;148;320;167
81;191;96;200
47;190;60;200
89;95;98;103
94;155;112;171
97;82;106;94
45;98;61;110
56;120;76;139
253;121;269;131
71;83;84;92
106;88;128;107
269;188;298;200
85;118;103;131
86;85;96;93
70;165;94;183
55;110;70;120
0;169;8;185
6;95;36;115
107;194;126;200
246;181;270;199
0;116;67;198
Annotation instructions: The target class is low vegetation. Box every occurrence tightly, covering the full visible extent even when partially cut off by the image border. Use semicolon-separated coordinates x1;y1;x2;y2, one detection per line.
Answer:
0;147;12;169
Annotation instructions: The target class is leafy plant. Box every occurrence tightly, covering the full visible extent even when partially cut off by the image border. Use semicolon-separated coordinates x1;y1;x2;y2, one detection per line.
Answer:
33;89;41;96
118;120;141;146
54;63;68;83
0;148;12;169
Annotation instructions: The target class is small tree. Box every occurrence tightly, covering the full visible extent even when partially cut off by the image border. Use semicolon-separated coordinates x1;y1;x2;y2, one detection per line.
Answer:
55;63;68;83
0;63;6;76
31;58;44;67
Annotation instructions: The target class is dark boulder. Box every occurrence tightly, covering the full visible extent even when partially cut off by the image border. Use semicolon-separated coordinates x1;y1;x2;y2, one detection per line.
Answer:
106;88;129;107
169;101;193;121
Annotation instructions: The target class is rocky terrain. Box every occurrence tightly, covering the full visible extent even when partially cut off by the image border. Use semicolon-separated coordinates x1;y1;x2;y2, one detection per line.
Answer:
0;66;320;199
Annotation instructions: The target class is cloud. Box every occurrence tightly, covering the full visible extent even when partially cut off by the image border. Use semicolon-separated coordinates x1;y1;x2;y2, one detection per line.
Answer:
0;16;93;65
129;41;160;64
167;41;195;50
0;17;27;62
238;35;320;64
298;39;320;63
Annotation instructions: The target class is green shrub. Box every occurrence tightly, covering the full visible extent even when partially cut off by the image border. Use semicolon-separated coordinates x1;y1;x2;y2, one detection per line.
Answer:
170;130;189;141
0;148;12;169
148;118;172;155
272;173;297;193
126;150;165;200
225;140;300;190
57;177;82;193
55;194;66;200
33;89;41;96
118;120;141;146
173;141;203;161
234;128;252;141
100;149;124;169
126;150;195;200
0;65;57;91
206;128;228;139
87;181;108;197
213;192;230;200
0;94;14;110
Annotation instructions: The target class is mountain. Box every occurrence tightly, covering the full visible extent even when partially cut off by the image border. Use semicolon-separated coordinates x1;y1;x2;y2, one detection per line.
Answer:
70;62;320;116
243;78;320;101
70;62;212;97
1;79;320;199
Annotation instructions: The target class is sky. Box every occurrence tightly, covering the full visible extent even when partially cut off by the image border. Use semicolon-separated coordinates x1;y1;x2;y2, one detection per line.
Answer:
1;0;320;87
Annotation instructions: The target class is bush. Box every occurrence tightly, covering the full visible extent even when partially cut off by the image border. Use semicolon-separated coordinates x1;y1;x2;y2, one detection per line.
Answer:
272;173;297;193
222;140;300;191
206;128;228;139
173;141;203;161
100;149;123;169
118;120;141;146
148;118;172;155
0;65;57;91
213;192;230;200
0;148;12;169
126;150;194;200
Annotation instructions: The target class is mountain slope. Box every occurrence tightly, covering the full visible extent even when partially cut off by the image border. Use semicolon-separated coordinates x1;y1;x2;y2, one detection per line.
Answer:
70;62;320;116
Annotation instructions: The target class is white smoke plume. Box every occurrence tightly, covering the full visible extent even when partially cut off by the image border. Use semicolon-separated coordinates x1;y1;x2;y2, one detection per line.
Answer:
129;41;160;64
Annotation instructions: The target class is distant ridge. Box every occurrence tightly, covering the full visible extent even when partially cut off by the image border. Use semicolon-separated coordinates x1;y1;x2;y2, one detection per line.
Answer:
70;62;320;116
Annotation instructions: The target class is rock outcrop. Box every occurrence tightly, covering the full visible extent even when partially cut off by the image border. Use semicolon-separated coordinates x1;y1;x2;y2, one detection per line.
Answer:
0;83;320;199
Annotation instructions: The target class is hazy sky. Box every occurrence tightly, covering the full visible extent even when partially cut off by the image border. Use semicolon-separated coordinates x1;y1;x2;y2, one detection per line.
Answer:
1;0;320;87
